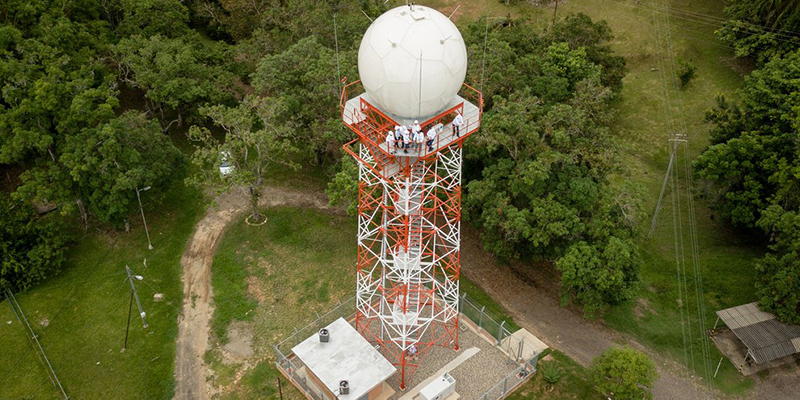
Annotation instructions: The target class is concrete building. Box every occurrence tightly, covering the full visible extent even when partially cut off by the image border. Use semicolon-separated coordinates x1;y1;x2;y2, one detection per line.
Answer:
292;318;396;399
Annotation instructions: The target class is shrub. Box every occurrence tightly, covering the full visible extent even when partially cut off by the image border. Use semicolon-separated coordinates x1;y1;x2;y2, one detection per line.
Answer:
541;362;564;386
678;59;697;88
591;346;658;399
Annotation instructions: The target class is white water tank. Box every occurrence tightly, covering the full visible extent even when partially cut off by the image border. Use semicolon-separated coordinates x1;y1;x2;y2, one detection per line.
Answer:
358;5;468;119
419;372;456;400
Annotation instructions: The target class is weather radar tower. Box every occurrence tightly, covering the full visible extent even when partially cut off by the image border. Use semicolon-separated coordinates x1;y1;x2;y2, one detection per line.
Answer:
340;4;482;389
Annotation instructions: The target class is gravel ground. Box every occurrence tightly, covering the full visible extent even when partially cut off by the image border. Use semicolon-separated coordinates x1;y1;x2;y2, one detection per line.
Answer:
371;321;521;399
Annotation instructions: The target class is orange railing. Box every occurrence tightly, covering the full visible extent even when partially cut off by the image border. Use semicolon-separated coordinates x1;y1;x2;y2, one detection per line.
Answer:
340;81;484;171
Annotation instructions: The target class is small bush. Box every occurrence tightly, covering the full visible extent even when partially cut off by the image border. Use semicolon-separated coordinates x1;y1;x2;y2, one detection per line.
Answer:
541;362;564;386
678;59;697;88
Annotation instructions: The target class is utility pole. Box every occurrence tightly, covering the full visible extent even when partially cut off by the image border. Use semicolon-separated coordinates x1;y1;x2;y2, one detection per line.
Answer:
123;265;148;352
648;134;687;239
135;186;153;250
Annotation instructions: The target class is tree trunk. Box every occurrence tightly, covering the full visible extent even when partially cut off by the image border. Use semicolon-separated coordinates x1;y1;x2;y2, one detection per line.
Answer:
249;186;261;220
552;0;559;27
76;198;89;230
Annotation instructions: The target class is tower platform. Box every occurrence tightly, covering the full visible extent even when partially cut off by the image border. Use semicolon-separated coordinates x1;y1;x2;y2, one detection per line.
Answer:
342;83;482;181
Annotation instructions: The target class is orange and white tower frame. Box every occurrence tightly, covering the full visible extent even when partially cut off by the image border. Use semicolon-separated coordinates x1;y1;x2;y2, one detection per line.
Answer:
341;81;482;389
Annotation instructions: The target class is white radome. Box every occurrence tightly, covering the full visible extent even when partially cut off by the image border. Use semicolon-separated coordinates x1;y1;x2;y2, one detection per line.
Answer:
358;5;468;119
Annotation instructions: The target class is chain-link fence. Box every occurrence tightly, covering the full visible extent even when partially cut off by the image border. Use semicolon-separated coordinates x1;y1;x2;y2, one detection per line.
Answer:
274;293;540;400
275;347;327;400
475;355;539;400
460;293;541;399
273;297;357;400
274;297;356;356
459;292;517;346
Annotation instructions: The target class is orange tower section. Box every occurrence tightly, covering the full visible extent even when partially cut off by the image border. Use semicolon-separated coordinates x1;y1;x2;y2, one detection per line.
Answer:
341;80;482;389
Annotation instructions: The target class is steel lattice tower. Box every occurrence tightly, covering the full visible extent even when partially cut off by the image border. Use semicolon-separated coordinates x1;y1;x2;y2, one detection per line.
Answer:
341;81;482;389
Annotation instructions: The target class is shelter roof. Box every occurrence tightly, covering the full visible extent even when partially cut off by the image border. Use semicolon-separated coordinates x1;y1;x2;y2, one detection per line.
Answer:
717;302;800;364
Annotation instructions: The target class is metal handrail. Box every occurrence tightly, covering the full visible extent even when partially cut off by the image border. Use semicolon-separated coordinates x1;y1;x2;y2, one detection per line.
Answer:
340;81;484;174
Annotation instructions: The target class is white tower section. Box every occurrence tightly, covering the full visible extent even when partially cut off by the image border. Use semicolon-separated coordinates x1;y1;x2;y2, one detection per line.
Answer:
358;5;468;119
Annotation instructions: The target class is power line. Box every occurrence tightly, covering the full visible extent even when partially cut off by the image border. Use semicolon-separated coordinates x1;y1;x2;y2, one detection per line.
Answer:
603;0;800;41
652;0;713;379
5;290;68;399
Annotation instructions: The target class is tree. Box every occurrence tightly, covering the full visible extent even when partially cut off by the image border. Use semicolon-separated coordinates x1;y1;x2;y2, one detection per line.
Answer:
59;111;185;225
192;0;379;46
114;0;190;38
545;14;626;93
187;96;299;221
754;205;800;323
677;59;697;88
0;196;69;291
557;237;641;316
694;49;800;229
115;32;237;130
251;36;355;164
457;15;639;313
717;0;800;64
0;4;121;225
591;346;658;400
325;156;359;215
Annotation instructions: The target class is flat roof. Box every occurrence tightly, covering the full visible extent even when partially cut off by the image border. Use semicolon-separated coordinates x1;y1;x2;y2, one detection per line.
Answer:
717;302;800;364
292;317;396;399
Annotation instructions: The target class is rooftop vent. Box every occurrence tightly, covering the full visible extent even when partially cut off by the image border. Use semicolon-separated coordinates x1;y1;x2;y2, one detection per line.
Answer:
339;380;349;395
319;328;329;343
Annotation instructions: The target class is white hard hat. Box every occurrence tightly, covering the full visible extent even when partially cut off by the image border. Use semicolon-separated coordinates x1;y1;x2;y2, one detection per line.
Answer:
414;120;418;123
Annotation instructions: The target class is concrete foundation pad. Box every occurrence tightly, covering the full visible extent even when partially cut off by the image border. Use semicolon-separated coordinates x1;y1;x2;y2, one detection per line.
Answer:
500;329;548;361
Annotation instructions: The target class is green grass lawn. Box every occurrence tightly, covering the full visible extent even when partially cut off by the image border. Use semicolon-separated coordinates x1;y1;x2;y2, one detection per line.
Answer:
0;176;204;399
207;206;355;399
207;205;541;398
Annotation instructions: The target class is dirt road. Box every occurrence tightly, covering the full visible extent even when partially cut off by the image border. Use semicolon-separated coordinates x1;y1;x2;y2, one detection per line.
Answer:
172;186;331;400
459;227;721;400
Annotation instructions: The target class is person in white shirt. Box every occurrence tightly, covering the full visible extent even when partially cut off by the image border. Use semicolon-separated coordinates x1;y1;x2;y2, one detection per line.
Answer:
386;130;395;154
413;128;424;151
426;126;437;152
411;120;422;137
401;127;411;154
452;111;464;137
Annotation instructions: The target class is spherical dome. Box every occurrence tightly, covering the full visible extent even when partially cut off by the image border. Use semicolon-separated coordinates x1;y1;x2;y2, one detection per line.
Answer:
358;5;468;119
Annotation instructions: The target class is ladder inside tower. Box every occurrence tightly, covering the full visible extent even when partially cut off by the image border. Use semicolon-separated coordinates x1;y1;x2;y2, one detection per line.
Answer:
391;162;426;328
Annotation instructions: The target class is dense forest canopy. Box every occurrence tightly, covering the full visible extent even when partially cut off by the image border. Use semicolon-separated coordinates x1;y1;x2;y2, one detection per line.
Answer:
458;15;640;315
0;0;638;314
701;0;800;323
717;0;800;65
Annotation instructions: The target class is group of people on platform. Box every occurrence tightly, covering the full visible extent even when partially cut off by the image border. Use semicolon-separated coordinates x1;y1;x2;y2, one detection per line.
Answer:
385;111;464;155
